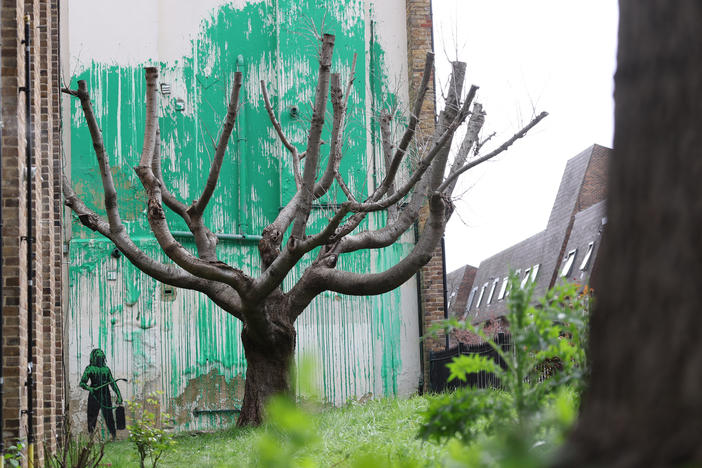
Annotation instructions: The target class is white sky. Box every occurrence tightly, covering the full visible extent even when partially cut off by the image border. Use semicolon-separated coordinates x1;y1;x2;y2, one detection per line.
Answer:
432;1;619;272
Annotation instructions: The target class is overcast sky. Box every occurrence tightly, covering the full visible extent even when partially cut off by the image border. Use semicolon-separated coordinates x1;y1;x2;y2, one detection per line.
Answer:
432;1;619;272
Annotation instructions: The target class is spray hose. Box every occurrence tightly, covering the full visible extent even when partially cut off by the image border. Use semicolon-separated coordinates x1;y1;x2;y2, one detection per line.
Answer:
88;378;127;410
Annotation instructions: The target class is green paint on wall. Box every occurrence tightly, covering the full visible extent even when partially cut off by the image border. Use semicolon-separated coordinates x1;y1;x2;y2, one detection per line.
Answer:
68;0;415;430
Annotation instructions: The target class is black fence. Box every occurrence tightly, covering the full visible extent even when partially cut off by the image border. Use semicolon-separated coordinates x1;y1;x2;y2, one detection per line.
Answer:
429;333;511;392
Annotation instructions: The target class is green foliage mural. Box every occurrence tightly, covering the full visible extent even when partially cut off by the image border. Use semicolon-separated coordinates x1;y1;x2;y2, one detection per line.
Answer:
68;0;414;430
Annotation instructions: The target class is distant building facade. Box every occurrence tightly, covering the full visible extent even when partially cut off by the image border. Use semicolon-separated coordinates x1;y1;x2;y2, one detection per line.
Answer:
447;144;610;344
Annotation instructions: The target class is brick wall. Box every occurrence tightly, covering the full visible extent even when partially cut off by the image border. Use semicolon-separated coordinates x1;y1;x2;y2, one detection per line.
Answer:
1;0;63;465
577;144;609;212
405;0;446;391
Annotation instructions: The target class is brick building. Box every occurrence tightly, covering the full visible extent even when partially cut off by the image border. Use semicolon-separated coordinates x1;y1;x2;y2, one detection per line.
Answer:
405;0;447;391
447;144;610;344
1;0;64;465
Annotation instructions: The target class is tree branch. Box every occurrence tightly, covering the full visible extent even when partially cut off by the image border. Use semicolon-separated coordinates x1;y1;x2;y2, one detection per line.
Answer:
261;80;302;188
80;68;250;298
62;80;124;233
151;130;221;261
190;71;243;216
313;72;345;198
475;131;496;155
312;53;357;200
133;159;253;297
438;111;549;193
335;172;357;203
443;102;486;195
258;191;301;269
373;53;435;200
333;102;542;257
63;176;244;319
329;84;477;243
138;67;160;169
379;111;395;189
290;191;448;309
428;61;467;193
252;202;351;302
322;69;474;258
151;129;190;219
336;200;420;254
290;33;335;240
378;111;398;221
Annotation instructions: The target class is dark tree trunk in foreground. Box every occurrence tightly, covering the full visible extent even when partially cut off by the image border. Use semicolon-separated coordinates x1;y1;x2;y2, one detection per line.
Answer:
561;2;702;466
63;34;546;427
239;305;296;424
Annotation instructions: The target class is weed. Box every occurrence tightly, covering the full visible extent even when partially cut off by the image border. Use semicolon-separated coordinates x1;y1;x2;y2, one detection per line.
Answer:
44;417;106;468
126;392;175;468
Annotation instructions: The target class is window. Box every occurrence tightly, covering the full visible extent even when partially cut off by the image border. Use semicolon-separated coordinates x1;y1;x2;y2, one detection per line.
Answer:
560;249;577;277
520;265;540;288
579;241;595;270
466;287;478;312
487;278;500;304
476;282;488;308
520;268;531;288
497;277;509;300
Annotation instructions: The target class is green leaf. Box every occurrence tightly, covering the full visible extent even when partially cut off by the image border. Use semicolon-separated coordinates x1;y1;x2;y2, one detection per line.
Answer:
447;354;499;382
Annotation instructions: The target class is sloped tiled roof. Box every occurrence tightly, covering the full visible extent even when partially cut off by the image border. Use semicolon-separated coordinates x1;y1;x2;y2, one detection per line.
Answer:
470;231;545;322
560;200;606;285
459;145;611;330
446;264;478;319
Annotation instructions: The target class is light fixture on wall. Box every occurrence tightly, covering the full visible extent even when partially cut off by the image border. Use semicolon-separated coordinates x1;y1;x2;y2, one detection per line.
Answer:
160;83;171;95
175;98;186;112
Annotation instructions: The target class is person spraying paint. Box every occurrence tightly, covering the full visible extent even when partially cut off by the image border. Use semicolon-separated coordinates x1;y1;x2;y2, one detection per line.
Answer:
79;348;124;439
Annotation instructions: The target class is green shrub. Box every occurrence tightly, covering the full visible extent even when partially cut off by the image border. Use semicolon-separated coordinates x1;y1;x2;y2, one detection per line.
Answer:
127;392;175;468
3;442;24;468
420;276;590;465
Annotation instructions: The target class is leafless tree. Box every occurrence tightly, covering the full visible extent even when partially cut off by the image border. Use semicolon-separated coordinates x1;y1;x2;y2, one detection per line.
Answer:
62;34;546;426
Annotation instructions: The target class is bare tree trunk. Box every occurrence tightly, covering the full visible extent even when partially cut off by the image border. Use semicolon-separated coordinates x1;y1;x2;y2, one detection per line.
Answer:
237;297;296;427
559;2;702;466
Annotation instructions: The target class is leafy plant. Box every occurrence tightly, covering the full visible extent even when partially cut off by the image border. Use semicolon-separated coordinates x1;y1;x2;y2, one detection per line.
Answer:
3;442;24;468
420;275;590;461
252;395;319;468
127;392;175;468
44;418;106;468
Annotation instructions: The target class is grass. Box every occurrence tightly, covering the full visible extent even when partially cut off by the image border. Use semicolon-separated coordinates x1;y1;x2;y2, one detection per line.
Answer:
101;395;448;467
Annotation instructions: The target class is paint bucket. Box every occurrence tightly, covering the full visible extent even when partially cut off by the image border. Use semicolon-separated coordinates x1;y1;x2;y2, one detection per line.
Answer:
115;405;126;430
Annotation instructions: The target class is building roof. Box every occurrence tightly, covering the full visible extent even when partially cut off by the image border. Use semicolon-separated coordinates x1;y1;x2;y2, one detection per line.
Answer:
446;264;478;319
458;144;610;329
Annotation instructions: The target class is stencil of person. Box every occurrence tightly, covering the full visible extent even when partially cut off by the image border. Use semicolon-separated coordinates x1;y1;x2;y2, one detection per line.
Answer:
79;348;123;439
